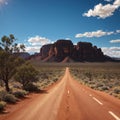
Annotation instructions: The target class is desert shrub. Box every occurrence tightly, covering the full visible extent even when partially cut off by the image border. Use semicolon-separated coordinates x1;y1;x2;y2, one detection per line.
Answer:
112;93;118;97
15;63;39;90
100;86;109;91
24;83;40;92
96;83;104;88
84;80;89;84
13;90;28;98
90;85;96;89
84;72;92;80
0;101;6;111
108;84;113;88
3;94;17;103
0;90;7;101
53;78;58;82
13;84;22;89
114;81;120;86
88;81;95;84
114;88;120;94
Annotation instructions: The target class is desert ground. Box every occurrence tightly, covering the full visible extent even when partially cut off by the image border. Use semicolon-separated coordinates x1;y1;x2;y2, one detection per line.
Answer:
0;63;120;120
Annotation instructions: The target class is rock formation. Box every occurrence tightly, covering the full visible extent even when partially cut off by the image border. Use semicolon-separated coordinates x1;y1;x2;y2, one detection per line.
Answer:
35;39;113;62
75;42;105;61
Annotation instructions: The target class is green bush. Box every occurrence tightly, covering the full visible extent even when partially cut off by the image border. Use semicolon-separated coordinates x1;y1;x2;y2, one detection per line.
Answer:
0;90;7;101
0;101;6;111
3;94;17;103
15;63;39;90
13;90;28;98
24;83;41;92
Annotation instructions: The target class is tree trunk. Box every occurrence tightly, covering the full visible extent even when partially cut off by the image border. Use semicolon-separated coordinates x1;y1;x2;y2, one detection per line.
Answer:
4;80;10;92
0;80;4;87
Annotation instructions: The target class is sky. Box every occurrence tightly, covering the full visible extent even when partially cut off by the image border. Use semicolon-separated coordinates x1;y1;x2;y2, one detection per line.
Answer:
0;0;120;57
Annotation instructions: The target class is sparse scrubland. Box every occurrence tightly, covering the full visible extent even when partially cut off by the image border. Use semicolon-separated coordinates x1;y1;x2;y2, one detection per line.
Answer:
70;62;120;99
30;61;65;89
0;61;120;112
0;61;65;111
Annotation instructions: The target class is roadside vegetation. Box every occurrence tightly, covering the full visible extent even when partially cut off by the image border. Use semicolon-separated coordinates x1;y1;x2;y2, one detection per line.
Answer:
0;62;64;111
0;34;64;112
70;63;120;99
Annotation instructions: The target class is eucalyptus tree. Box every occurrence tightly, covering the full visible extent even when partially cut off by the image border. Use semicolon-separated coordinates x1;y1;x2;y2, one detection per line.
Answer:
0;34;25;92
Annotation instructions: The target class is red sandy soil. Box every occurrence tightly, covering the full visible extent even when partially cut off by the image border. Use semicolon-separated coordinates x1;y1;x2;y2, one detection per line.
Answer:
0;68;120;120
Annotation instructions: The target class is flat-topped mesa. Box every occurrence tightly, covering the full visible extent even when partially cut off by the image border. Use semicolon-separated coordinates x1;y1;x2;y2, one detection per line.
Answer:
39;39;112;62
76;42;105;61
54;39;74;61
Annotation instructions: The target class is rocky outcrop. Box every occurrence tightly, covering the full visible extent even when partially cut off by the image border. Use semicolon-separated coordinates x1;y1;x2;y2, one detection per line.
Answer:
54;40;74;61
40;44;53;59
75;42;105;61
36;39;113;62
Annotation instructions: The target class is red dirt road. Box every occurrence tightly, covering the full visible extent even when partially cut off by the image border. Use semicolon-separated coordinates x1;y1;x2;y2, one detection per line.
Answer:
0;68;120;120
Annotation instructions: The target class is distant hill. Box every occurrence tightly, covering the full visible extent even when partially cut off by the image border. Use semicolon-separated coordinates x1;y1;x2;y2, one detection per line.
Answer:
111;57;120;62
14;52;30;59
30;39;116;62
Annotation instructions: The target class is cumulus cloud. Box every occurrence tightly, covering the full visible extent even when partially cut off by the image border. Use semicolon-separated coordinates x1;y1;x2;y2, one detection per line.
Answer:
110;39;120;43
83;0;120;19
28;36;51;46
25;35;53;53
102;47;120;57
25;46;40;53
105;0;113;2
75;30;114;38
116;30;120;33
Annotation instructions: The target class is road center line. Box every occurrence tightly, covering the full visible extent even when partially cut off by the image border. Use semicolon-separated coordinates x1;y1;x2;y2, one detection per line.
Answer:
93;97;103;105
89;94;92;97
109;111;120;120
68;90;70;94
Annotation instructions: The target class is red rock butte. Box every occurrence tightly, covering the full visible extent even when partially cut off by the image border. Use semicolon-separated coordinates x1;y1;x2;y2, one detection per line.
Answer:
38;39;112;62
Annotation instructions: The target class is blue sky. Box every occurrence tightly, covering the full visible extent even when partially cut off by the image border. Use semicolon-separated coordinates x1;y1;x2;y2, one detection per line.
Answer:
0;0;120;57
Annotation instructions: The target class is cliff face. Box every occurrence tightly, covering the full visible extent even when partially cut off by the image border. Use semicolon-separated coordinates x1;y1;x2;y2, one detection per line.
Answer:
39;39;112;62
54;40;74;61
40;44;53;59
75;42;105;61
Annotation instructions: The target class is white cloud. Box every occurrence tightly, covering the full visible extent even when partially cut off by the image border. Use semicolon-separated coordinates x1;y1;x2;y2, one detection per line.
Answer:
116;30;120;33
110;39;120;43
25;46;40;53
28;35;51;46
26;35;53;53
65;38;71;40
83;0;120;19
75;30;114;38
105;0;112;2
114;0;120;6
102;47;120;57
